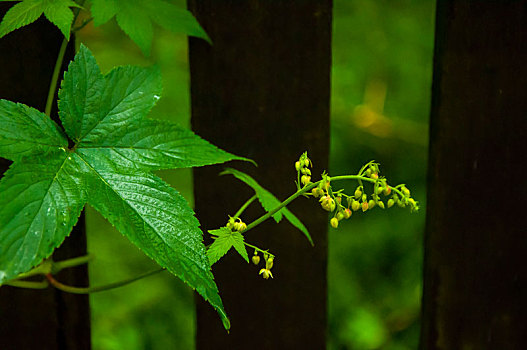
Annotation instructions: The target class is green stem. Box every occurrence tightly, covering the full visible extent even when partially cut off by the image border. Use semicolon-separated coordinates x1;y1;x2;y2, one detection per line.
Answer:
44;37;68;117
233;194;257;218
5;280;49;289
243;242;274;258
72;16;93;33
46;268;165;294
44;0;86;117
52;254;94;274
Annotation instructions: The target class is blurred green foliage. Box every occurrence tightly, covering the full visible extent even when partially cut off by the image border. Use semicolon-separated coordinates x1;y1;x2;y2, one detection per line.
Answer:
329;1;434;349
78;0;434;349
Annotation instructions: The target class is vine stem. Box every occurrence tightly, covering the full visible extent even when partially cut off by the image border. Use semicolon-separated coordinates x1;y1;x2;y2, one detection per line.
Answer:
243;242;274;258
52;254;94;273
5;280;49;289
44;0;86;117
46;268;166;294
44;37;68;117
233;194;257;218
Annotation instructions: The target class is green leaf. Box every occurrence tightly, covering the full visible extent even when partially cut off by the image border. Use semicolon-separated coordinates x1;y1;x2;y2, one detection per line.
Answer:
90;0;210;56
0;44;242;330
207;227;249;265
0;0;80;40
76;118;250;171
80;159;229;327
0;151;87;283
61;44;237;328
0;99;68;161
58;44;105;141
59;44;162;144
0;0;44;39
115;3;153;56
90;0;117;26
221;168;313;245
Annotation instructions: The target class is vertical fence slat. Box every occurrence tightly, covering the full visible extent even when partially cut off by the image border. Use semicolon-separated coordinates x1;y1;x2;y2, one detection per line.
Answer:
421;1;527;349
189;1;332;348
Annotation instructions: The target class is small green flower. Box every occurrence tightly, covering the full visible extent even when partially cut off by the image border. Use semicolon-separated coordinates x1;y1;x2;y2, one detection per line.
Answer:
259;268;273;279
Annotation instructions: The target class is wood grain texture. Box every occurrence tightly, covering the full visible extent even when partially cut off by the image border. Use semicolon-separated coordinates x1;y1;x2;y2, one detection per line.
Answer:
420;1;527;349
188;1;332;348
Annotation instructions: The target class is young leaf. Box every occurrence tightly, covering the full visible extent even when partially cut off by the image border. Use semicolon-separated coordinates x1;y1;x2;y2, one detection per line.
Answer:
0;0;81;40
0;151;87;283
207;227;249;265
0;99;68;160
90;0;210;56
221;168;313;246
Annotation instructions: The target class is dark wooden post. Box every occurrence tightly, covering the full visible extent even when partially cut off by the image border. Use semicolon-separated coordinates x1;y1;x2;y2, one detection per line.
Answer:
188;1;332;348
421;1;527;349
0;6;91;349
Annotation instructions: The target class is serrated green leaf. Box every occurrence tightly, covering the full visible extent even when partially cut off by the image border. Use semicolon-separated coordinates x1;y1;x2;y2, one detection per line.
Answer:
76;118;250;171
207;227;249;265
143;0;210;43
79;159;229;328
58;44;105;141
0;0;80;40
90;0;210;56
0;0;45;39
0;99;68;160
115;3;153;56
58;44;162;144
0;151;87;283
221;168;313;245
0;44;243;330
90;0;117;26
43;0;80;40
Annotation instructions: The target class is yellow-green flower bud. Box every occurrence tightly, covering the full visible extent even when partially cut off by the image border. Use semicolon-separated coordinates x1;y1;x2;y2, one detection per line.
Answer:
336;211;345;221
362;194;367;202
330;217;339;228
383;186;392;196
351;200;361;211
377;201;385;209
362;201;369;212
320;195;336;212
402;187;411;197
295;161;301;171
354;187;362;199
368;199;375;209
376;186;384;195
343;208;352;219
387;198;395;208
370;172;379;180
266;257;274;269
252;254;260;265
365;168;372;177
304;158;311;167
233;221;247;232
301;175;311;186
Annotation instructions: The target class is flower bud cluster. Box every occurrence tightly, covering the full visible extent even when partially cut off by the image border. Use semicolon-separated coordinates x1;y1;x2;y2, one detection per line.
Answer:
305;160;419;230
226;216;247;232
256;252;275;279
296;152;312;186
